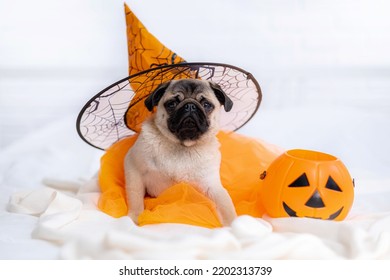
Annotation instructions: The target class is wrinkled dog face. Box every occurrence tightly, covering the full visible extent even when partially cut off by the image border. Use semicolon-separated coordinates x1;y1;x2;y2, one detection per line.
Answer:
145;79;233;146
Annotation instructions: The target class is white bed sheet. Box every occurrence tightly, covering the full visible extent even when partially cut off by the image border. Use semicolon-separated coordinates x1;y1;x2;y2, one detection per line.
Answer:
1;114;390;260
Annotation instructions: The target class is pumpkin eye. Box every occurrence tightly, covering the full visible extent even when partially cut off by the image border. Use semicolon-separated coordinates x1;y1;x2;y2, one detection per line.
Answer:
288;173;310;187
325;176;342;192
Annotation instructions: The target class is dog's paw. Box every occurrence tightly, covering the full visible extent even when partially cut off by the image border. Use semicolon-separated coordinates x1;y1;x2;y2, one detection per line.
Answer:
129;212;139;225
219;212;237;227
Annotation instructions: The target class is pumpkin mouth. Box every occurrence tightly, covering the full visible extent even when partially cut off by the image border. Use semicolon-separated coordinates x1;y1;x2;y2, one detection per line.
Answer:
282;202;344;220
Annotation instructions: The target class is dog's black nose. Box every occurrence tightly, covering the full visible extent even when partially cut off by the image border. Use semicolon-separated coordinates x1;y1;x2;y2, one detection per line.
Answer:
184;103;197;112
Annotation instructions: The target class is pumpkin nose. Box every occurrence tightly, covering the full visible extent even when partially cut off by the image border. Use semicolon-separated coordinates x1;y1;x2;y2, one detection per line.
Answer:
305;190;325;208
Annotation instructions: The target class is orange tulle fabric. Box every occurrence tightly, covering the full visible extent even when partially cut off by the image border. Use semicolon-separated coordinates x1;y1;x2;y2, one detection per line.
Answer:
98;131;282;228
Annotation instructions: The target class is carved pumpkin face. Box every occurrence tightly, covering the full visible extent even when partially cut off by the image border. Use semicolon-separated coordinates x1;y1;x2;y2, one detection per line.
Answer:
260;149;354;221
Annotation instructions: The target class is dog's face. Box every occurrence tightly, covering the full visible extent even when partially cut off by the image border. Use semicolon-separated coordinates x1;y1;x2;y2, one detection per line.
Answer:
144;79;233;146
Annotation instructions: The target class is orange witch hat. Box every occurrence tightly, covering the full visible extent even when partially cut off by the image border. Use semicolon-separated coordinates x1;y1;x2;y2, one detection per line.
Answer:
124;4;194;132
77;3;262;150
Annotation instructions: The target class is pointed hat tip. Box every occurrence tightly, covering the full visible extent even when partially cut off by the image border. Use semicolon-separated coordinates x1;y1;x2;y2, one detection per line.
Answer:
124;2;130;12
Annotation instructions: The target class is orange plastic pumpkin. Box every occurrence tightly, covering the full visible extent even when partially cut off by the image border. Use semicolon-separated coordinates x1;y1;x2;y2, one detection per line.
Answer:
260;149;354;221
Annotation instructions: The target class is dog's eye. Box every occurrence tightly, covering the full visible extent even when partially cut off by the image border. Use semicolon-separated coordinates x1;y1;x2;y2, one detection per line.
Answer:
202;101;213;111
164;100;178;112
167;101;177;108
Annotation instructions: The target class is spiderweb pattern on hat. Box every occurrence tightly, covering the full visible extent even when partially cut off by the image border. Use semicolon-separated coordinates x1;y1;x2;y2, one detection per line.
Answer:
77;63;261;150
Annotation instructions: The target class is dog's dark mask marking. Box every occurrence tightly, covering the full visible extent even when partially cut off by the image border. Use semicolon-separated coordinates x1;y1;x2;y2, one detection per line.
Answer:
167;100;210;141
144;79;233;141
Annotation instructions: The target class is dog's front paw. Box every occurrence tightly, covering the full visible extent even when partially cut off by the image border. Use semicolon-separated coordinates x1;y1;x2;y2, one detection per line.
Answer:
218;208;237;227
221;215;237;227
129;212;140;225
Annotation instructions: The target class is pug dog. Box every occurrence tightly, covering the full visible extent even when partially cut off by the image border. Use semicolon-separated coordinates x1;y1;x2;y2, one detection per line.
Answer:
124;78;237;226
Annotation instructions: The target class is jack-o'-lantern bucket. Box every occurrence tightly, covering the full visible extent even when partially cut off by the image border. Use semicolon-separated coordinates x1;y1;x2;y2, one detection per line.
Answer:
260;149;354;221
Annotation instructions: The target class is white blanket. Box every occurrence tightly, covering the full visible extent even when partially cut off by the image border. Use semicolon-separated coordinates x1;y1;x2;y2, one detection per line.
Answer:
2;117;390;260
5;176;390;259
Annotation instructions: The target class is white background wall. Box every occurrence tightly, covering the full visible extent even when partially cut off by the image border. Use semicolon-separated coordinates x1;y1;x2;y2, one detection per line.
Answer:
0;0;127;147
1;0;390;178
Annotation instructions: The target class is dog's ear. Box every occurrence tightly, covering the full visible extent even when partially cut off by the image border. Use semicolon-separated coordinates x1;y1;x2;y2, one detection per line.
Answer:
144;81;171;111
208;81;233;112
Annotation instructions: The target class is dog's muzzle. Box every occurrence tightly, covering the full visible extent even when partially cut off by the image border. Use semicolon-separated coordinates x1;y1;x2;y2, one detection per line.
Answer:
168;101;210;141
